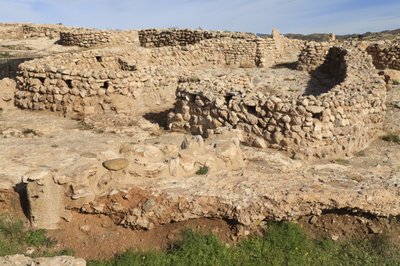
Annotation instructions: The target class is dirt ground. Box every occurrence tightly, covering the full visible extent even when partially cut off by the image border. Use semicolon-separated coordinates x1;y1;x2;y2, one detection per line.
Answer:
2;189;399;260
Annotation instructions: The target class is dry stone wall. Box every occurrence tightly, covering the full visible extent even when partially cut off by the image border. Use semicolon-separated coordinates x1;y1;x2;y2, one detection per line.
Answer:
22;24;67;39
169;46;386;158
366;40;400;70
14;31;301;118
59;30;112;47
297;41;334;71
139;29;305;67
14;50;176;118
0;23;139;47
0;23;73;40
59;29;139;48
139;29;256;47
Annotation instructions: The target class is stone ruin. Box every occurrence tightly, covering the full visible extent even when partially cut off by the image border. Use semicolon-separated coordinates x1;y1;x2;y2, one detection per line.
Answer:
2;24;400;230
168;46;386;158
14;28;304;120
12;27;396;160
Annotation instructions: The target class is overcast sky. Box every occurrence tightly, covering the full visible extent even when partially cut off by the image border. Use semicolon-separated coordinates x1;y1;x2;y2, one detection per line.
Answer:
0;0;399;34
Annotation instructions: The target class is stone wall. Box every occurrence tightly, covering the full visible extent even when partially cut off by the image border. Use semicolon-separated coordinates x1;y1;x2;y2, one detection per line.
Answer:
59;29;139;48
366;40;400;70
59;30;112;48
14;32;301;118
139;28;304;67
14;50;171;118
0;23;72;40
297;41;333;71
22;24;67;39
139;29;257;47
168;46;386;158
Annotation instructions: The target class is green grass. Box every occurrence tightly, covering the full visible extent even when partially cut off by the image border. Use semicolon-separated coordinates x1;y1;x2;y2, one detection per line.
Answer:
382;133;400;144
88;222;400;266
25;229;51;247
0;215;70;257
195;166;209;175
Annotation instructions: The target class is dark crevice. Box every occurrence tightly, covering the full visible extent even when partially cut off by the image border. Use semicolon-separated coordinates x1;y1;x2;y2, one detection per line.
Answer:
66;79;73;89
321;208;380;220
312;112;322;120
246;105;257;115
101;81;109;90
271;61;298;70
13;182;31;221
143;108;174;129
224;95;233;104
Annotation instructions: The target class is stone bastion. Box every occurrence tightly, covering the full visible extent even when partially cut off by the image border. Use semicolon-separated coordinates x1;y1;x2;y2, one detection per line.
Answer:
168;46;387;159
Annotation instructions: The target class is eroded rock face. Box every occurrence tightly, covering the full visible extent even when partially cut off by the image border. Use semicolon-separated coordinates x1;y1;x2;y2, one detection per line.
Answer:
0;254;86;266
24;169;65;229
7;111;245;229
0;78;16;110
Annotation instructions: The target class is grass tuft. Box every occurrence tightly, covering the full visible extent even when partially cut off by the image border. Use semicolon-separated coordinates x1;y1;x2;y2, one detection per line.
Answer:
382;133;400;144
195;166;209;175
0;215;56;257
88;221;400;266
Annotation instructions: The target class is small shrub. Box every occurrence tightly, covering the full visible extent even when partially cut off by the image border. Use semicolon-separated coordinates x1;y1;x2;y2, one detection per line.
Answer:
334;159;350;165
393;80;400;85
77;121;93;130
355;150;366;157
195;166;209;175
22;128;38;136
51;144;59;148
382;133;400;143
0;216;25;256
89;222;400;265
25;229;50;247
0;215;53;256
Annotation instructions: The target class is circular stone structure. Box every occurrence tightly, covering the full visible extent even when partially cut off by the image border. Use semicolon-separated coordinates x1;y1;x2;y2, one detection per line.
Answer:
168;45;387;159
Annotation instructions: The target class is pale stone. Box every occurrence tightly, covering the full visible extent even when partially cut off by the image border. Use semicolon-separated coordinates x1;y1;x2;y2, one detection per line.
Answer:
102;158;129;171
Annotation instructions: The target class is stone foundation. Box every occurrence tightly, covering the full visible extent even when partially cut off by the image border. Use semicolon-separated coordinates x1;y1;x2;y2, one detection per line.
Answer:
59;30;139;48
168;46;386;158
366;40;400;70
14;30;302;118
